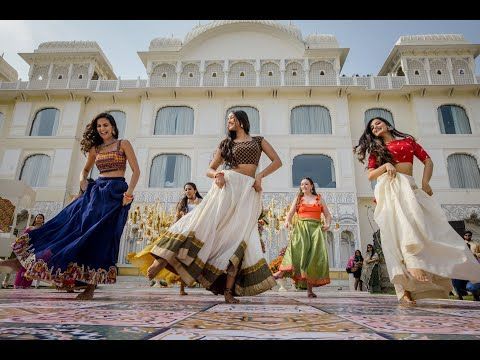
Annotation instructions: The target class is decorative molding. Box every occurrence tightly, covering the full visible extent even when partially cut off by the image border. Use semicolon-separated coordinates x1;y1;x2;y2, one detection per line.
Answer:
441;204;480;221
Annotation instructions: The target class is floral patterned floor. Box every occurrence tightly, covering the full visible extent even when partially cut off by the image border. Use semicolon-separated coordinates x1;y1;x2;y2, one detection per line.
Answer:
0;277;479;340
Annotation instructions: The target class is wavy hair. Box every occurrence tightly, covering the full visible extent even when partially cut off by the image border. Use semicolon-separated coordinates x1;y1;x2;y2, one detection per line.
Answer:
219;110;250;168
353;116;415;168
80;113;119;154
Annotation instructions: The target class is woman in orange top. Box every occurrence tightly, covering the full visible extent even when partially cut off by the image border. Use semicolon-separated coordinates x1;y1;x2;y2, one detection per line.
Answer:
273;177;332;298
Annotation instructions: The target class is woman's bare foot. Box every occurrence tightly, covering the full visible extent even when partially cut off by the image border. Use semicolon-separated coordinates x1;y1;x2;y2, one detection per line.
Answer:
399;291;416;306
273;271;284;280
179;283;188;296
307;292;317;298
75;284;95;300
0;259;21;272
408;268;430;282
147;259;165;280
224;288;240;304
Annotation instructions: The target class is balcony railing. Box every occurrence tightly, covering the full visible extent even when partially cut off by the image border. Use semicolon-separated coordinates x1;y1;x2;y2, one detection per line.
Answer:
1;73;477;92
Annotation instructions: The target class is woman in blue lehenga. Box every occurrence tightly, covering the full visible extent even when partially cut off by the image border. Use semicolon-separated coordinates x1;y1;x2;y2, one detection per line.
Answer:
0;113;140;300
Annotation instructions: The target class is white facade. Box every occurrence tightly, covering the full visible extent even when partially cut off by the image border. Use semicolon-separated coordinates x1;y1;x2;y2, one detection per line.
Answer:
1;21;480;270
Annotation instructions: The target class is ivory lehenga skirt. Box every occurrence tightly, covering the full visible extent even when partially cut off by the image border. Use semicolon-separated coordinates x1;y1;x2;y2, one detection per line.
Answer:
374;173;480;300
128;170;276;296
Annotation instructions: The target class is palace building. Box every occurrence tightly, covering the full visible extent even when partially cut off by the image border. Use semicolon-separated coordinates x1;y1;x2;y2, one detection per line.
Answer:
1;20;479;272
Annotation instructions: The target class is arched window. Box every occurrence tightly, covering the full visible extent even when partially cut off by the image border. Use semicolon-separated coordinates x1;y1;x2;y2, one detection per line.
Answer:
290;105;332;134
154;106;194;135
326;231;335;268
364;108;395;127
225;106;260;134
19;154;51;187
447;154;480;188
340;231;355;269
437;105;471;134
149;154;191;188
108;110;126;138
292;154;336;188
30;108;59;136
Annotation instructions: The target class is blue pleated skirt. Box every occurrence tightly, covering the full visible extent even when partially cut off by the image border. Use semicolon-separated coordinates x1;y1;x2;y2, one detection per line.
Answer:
12;177;130;289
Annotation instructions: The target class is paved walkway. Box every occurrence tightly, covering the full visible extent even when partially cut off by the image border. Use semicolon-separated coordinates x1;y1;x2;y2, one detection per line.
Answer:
0;277;479;340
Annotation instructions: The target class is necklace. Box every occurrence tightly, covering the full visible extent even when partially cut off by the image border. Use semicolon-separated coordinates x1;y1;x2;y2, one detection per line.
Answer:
100;139;117;148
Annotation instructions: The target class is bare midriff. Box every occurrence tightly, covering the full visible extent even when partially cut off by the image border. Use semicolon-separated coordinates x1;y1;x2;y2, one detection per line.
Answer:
98;169;126;178
394;162;413;176
231;164;258;178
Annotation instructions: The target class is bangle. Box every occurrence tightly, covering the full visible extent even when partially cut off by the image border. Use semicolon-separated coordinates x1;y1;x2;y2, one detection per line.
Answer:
214;172;224;178
123;193;134;200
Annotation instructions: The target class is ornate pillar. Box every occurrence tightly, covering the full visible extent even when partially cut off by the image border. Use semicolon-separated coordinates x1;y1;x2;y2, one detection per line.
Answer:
304;58;310;86
175;61;182;87
425;58;432;85
446;58;455;84
280;59;285;86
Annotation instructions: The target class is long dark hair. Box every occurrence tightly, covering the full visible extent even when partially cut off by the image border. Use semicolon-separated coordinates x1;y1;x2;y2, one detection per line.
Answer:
367;243;375;258
353;116;415;168
219;110;250;168
176;182;203;215
31;213;45;226
295;177;318;209
80;113;119;154
354;249;363;261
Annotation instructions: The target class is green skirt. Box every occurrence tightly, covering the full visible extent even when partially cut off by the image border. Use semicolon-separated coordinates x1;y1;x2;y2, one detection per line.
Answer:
279;218;330;287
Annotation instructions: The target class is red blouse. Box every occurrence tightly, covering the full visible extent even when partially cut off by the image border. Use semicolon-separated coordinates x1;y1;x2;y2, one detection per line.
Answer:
368;137;430;169
297;195;323;220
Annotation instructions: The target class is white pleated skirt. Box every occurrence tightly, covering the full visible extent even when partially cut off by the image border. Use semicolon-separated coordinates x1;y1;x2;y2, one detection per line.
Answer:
374;173;480;300
129;170;276;296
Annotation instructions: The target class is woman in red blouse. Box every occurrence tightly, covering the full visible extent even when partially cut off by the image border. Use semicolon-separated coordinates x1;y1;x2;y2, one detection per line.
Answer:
354;117;480;305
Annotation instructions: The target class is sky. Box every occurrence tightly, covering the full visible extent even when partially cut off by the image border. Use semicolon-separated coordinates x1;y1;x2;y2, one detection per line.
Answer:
1;20;479;80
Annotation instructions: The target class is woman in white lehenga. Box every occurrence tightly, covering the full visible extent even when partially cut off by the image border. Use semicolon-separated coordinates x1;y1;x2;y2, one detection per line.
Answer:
354;117;480;305
129;110;281;303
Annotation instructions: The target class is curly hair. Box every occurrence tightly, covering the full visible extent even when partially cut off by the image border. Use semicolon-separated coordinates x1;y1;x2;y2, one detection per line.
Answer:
80;113;119;154
353;116;415;168
176;182;203;216
219;110;250;168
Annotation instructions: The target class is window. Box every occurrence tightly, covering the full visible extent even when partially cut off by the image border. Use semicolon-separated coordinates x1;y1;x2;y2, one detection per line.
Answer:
30;108;60;136
290;105;332;134
19;154;51;187
268;71;273;76
437;105;471;134
162;73;167;78
78;74;83;79
340;231;355;269
292;71;297;76
188;72;194;78
57;75;63;80
212;72;217;78
459;69;465;75
292;154;336;188
414;70;419;75
364;108;395;127
225;106;260;134
320;70;325;76
447;154;480;189
436;70;442;75
240;72;245;77
37;75;43;80
149;154;191;188
154;106;194;135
